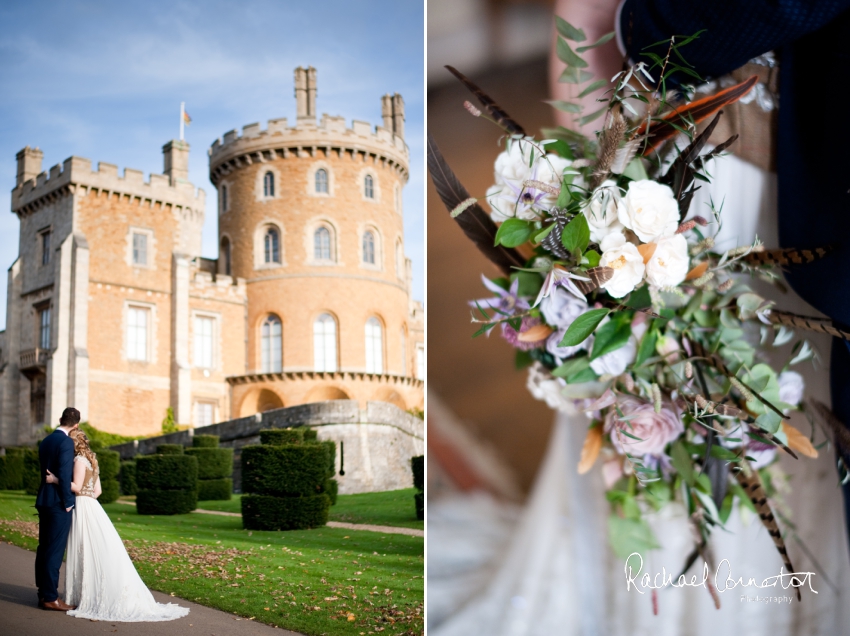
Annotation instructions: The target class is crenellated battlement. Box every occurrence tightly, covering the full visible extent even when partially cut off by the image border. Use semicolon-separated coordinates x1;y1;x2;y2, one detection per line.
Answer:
11;153;205;218
208;112;409;186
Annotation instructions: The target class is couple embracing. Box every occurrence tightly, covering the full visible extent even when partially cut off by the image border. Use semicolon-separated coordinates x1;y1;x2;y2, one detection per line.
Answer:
35;407;188;622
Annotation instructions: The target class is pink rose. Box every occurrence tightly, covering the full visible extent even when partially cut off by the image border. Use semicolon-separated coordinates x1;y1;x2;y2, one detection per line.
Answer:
605;396;683;457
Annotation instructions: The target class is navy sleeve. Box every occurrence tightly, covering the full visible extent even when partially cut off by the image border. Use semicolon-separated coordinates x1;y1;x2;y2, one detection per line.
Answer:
58;436;75;509
620;0;850;79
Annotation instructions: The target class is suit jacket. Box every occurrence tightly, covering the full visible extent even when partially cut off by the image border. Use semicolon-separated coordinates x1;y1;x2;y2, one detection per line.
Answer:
620;0;850;325
35;429;75;510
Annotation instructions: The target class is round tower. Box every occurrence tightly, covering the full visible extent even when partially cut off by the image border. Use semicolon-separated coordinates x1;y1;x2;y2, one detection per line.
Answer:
208;66;423;417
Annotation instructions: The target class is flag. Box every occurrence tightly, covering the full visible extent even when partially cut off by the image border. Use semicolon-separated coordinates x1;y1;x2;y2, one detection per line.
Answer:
183;110;192;125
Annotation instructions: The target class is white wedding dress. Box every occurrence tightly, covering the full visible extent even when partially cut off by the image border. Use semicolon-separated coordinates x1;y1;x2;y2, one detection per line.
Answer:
64;455;189;622
429;146;850;634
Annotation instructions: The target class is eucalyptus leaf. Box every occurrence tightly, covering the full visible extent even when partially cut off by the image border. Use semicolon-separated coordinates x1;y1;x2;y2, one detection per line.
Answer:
557;37;588;68
622;158;649;181
578;106;607;125
608;515;660;561
670;440;695;487
577;79;609;98
576;32;615;52
552;355;590;378
555;16;586;42
560;308;610;346
590;319;632;361
560;66;595;85
546;100;583;113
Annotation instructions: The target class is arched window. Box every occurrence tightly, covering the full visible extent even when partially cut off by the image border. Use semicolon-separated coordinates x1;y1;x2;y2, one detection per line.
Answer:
362;231;375;264
364;174;374;199
315;169;328;194
263;171;274;197
313;313;337;372
264;227;280;264
220;185;228;213
365;317;383;374
261;315;282;373
314;226;332;261
221;236;232;276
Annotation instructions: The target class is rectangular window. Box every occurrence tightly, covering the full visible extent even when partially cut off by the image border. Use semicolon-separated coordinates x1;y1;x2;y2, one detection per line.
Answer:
416;345;424;380
194;316;214;369
38;307;51;349
195;401;215;428
132;232;148;266
41;231;51;265
127;306;149;361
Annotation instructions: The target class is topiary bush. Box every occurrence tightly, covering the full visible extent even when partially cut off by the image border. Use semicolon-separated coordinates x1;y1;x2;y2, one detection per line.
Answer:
0;455;7;490
96;449;120;504
241;434;330;530
23;448;40;496
324;478;338;506
303;428;318;442
135;454;198;515
411;455;424;520
259;428;303;446
186;440;233;501
3;448;27;490
157;444;184;455
193;434;220;448
120;460;137;496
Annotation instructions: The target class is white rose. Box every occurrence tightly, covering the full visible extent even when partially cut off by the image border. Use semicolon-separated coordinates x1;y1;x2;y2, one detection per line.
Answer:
599;233;645;298
494;142;532;183
778;371;805;407
583;181;624;244
534;154;572;209
590;333;637;376
644;234;689;288
617;180;680;242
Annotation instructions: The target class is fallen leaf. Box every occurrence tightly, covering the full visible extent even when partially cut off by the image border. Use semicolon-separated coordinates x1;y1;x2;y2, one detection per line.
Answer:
685;261;709;281
517;323;553;343
578;424;603;474
637;242;657;264
782;421;819;458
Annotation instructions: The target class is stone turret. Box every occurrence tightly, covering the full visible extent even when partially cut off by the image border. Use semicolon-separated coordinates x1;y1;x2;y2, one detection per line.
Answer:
294;66;317;122
381;94;405;140
16;146;43;187
162;140;190;184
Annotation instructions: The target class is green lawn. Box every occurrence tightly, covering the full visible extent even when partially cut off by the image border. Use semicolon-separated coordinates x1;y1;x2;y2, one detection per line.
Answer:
0;491;422;635
197;489;423;530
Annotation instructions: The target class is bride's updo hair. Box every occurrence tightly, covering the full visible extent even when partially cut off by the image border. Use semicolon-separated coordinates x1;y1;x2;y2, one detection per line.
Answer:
70;429;99;473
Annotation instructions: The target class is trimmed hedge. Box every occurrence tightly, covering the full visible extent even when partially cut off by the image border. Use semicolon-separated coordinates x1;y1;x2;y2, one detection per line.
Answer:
136;455;198;490
4;448;27;490
259;429;303;446
415;492;424;521
185;448;233;480
98;479;120;504
303;428;318;442
193;434;219;448
157;444;184;455
242;445;329;497
137;488;198;515
411;455;424;491
324;478;338;506
198;478;233;501
242;494;330;530
120;460;137;496
96;449;121;504
0;455;6;490
23;449;40;496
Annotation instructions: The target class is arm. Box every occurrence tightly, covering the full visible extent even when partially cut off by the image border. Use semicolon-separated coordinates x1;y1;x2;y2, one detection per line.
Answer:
619;0;850;80
58;438;75;510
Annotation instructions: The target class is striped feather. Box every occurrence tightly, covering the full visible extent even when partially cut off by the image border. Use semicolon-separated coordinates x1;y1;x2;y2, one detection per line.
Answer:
732;466;801;601
636;75;758;155
574;266;614;294
445;66;526;136
766;310;850;342
743;246;834;267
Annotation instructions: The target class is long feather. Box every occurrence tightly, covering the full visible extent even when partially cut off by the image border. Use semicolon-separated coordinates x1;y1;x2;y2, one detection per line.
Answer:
805;399;850;468
766;310;850;341
574;266;614;294
427;133;525;275
732;466;801;601
445;66;526;136
661;111;723;218
743;246;834;267
636;75;758;155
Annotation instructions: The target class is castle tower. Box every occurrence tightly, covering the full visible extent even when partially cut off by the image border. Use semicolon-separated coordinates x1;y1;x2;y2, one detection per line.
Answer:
209;67;423;417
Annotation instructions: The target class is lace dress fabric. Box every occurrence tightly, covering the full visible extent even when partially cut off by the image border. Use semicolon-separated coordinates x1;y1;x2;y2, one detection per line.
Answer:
65;455;189;622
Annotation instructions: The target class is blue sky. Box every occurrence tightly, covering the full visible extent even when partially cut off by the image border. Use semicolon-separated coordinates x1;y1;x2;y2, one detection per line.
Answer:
0;0;424;330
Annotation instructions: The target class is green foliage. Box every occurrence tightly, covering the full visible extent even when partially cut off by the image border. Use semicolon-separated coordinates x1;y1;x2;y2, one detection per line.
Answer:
590;314;633;360
241;445;329;498
0;455;6;490
161;407;178;434
96;449;120;480
136;488;198;515
79;422;138;450
259;428;304;446
560;308;610;347
407;407;425;419
324;478;338;506
321;440;336;477
136;455;198;491
157;444;184;455
302;429;318;442
561;213;590;258
197;478;232;501
414;492;424;521
608;514;660;560
511;270;544;298
22;449;40;496
98;478;120;504
494;218;534;248
120;460;137;496
3;448;27;490
185;448;233;480
241;494;330;531
192;434;220;448
411;456;424;492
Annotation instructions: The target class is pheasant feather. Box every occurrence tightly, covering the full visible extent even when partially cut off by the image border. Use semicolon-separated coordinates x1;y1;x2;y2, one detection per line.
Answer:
445;66;526;136
743;246;834;267
766;310;850;342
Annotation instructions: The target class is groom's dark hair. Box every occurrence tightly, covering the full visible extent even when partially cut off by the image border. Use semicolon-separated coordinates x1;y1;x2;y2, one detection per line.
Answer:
59;407;81;427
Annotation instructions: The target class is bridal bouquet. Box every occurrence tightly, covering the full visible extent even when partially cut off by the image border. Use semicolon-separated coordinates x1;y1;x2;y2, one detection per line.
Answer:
428;20;849;602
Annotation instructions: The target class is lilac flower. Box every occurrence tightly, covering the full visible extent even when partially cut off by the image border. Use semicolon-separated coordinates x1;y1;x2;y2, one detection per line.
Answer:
470;275;530;336
502;317;545;351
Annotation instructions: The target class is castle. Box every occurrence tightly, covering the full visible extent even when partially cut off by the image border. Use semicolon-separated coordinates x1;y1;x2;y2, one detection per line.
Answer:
0;67;424;445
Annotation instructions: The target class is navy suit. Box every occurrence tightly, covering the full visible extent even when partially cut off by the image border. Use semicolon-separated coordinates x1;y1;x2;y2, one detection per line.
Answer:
34;429;75;603
620;0;850;544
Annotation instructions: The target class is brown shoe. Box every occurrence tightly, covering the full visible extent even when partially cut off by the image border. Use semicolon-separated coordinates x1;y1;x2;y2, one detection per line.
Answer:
41;599;76;611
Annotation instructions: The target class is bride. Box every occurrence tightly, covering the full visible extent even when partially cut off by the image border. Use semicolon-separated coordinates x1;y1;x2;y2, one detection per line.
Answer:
45;430;189;622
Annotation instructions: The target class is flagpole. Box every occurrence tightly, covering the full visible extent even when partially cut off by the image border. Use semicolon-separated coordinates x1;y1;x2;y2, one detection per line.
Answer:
180;102;185;141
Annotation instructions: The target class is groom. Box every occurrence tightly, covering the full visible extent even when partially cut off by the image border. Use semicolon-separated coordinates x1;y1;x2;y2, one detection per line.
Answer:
34;407;80;611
